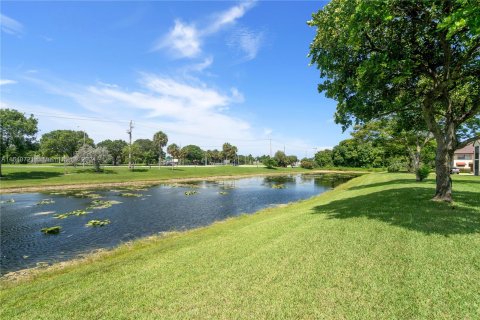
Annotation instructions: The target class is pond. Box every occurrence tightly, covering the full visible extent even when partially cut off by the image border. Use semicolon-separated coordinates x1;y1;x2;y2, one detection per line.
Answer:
0;174;354;275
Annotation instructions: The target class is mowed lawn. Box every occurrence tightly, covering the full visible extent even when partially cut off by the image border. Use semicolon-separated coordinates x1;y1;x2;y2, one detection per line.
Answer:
1;173;479;319
0;165;312;190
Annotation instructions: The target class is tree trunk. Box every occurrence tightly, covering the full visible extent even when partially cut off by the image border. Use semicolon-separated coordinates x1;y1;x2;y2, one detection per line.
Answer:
433;126;455;202
412;150;421;181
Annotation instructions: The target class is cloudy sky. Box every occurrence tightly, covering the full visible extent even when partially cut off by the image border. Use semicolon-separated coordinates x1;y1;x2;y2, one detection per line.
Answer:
0;0;347;157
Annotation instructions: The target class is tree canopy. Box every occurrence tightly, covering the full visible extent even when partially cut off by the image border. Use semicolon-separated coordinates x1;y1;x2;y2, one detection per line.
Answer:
97;139;127;165
0;108;38;176
40;130;94;157
309;0;480;201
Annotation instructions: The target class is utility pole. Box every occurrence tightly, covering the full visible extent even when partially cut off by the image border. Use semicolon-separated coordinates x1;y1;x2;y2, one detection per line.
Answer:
269;137;272;158
127;120;134;170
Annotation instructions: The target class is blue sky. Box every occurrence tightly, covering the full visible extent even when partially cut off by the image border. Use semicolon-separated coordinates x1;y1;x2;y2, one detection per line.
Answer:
1;0;348;157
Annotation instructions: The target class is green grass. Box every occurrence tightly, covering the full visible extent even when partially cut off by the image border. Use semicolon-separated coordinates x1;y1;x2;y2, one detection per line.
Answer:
0;165;341;190
1;173;479;319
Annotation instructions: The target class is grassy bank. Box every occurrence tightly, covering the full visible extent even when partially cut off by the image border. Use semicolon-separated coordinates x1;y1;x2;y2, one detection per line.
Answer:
1;173;479;318
0;165;369;192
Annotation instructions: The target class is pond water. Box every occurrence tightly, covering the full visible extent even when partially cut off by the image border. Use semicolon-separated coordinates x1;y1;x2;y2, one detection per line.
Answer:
0;174;354;275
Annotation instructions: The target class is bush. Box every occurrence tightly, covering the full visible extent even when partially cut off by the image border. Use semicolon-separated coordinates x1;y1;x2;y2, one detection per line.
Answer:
459;168;471;174
300;159;316;169
262;158;278;169
416;165;430;181
387;162;402;172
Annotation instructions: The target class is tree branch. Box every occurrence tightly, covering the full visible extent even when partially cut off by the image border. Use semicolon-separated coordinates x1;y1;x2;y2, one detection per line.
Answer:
457;135;480;149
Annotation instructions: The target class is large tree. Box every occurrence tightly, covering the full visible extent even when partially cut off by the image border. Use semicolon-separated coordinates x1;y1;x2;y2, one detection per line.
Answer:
40;130;94;157
74;145;111;172
309;0;480;201
222;143;238;163
0;108;38;176
181;145;204;164
133;139;157;165
153;131;168;167
97;139;127;166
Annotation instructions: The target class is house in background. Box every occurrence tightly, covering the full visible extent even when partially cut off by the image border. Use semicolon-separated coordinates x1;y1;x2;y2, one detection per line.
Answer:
453;143;475;173
474;140;479;176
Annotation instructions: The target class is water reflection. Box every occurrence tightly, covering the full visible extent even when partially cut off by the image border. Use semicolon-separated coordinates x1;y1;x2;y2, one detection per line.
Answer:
0;174;354;275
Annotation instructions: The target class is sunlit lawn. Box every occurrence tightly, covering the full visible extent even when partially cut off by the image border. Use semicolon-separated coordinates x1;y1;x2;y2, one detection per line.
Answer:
0;165;307;189
1;173;479;319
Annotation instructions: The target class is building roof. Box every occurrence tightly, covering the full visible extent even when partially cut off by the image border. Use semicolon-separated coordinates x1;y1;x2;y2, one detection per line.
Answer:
455;143;475;154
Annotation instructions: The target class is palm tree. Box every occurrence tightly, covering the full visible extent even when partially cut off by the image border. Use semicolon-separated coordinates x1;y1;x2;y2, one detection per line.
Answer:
153;131;168;167
167;143;179;169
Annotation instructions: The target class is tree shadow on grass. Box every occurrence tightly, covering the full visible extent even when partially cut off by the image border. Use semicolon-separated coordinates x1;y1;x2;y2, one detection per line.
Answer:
74;169;119;174
347;178;435;191
1;171;64;181
311;187;480;236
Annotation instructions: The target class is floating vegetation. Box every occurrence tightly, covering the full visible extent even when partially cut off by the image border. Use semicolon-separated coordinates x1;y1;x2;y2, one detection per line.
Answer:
71;191;103;199
41;226;62;234
172;183;201;188
54;210;90;219
37;199;55;205
119;193;142;197
272;184;286;189
0;199;15;204
88;200;122;210
219;191;228;195
184;191;198;196
48;191;68;196
86;219;111;227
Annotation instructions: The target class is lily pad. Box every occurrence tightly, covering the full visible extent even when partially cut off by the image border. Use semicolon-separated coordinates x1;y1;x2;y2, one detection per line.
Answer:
41;226;61;234
37;199;55;205
86;219;111;227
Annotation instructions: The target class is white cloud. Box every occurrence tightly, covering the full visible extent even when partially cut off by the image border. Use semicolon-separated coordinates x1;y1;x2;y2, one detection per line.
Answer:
0;79;17;86
153;20;201;58
205;0;256;34
21;73;255;146
228;27;264;61
154;1;257;59
0;13;24;35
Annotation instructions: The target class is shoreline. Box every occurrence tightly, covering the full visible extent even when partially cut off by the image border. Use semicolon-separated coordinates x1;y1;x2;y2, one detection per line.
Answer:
0;170;366;194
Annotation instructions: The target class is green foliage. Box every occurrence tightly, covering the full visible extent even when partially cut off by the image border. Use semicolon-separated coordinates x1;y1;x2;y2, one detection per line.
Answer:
119;193;142;197
262;157;278;169
308;0;480;199
0;108;38;175
86;219;111;227
181;145;204;164
41;226;61;234
314;149;334;167
271;184;286;189
184;190;198;196
416;165;431;182
55;210;90;219
97;139;127;165
167;143;180;160
387;162;402;173
300;159;316;169
274;151;288;167
222;143;238;162
40;130;94;157
133;139;158;165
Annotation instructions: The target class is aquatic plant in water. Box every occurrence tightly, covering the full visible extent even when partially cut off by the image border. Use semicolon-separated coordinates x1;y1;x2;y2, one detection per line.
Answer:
219;191;228;195
86;219;111;227
41;226;62;234
37;199;55;205
54;210;90;219
88;200;121;209
0;199;15;204
185;190;198;196
272;184;286;189
119;193;142;197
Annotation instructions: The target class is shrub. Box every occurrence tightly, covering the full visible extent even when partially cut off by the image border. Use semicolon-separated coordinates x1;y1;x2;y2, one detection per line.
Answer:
459;168;471;174
416;165;430;181
387;162;402;172
262;158;278;169
300;159;316;169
